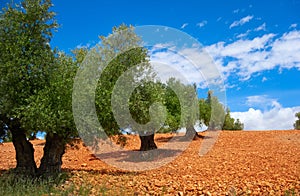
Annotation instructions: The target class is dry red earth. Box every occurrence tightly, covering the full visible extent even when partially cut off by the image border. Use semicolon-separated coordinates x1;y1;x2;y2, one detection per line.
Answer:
1;130;300;195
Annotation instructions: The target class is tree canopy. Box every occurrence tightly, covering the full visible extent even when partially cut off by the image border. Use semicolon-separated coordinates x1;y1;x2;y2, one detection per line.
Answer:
222;109;244;130
0;0;59;175
0;0;57;121
199;91;243;131
92;25;151;136
21;52;79;140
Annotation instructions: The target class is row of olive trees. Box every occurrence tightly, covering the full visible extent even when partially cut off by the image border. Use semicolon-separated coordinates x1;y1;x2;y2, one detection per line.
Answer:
0;0;243;178
0;0;174;176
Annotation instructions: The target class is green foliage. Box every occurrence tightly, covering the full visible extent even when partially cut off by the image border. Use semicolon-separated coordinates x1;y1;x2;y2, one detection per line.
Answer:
233;119;244;130
199;91;243;131
129;81;165;126
94;24;152;136
21;52;78;139
160;84;181;133
199;98;210;127
165;78;198;130
294;112;300;130
222;109;244;130
204;91;226;130
0;171;71;196
0;0;57;135
89;26;200;135
0;0;80;142
144;78;200;134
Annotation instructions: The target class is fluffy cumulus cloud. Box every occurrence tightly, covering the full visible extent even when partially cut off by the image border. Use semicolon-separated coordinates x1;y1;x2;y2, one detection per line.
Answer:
149;43;224;90
229;15;254;29
231;95;300;130
205;30;300;81
269;31;300;70
232;105;300;130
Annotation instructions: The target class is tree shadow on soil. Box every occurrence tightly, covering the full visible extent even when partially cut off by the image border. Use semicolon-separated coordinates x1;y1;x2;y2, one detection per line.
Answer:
155;133;208;143
62;168;137;176
95;148;183;163
92;134;211;164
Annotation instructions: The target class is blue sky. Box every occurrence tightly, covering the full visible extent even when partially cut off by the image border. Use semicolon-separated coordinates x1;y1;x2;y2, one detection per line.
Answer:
2;0;300;130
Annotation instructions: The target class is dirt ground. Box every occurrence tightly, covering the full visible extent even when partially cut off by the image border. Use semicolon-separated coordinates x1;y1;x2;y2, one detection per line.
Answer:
0;130;299;195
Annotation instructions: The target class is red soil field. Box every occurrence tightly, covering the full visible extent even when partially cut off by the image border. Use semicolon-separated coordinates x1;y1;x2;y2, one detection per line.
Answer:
1;130;299;195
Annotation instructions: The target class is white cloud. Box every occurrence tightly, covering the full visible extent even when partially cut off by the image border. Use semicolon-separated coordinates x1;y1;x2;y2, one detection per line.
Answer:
149;43;225;91
246;95;279;109
231;95;300;130
150;46;205;85
231;104;300;130
197;20;207;28
230;15;254;29
236;29;251;39
181;23;188;29
207;33;274;58
254;23;266;31
205;30;300;81
267;30;300;70
289;23;297;29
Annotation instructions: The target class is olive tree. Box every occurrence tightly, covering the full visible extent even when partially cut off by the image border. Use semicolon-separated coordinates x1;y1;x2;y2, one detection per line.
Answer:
91;24;165;150
22;52;79;175
0;0;57;175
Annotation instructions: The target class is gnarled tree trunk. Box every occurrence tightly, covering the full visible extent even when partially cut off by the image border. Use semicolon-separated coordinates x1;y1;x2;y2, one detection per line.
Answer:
139;132;157;151
208;121;217;131
38;133;65;176
11;124;37;175
185;124;202;140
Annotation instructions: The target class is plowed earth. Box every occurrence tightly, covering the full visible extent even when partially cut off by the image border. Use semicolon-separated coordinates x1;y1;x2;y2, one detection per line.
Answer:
1;130;299;195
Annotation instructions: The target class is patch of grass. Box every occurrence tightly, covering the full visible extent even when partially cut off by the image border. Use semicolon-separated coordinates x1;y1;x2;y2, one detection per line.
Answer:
0;170;93;196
